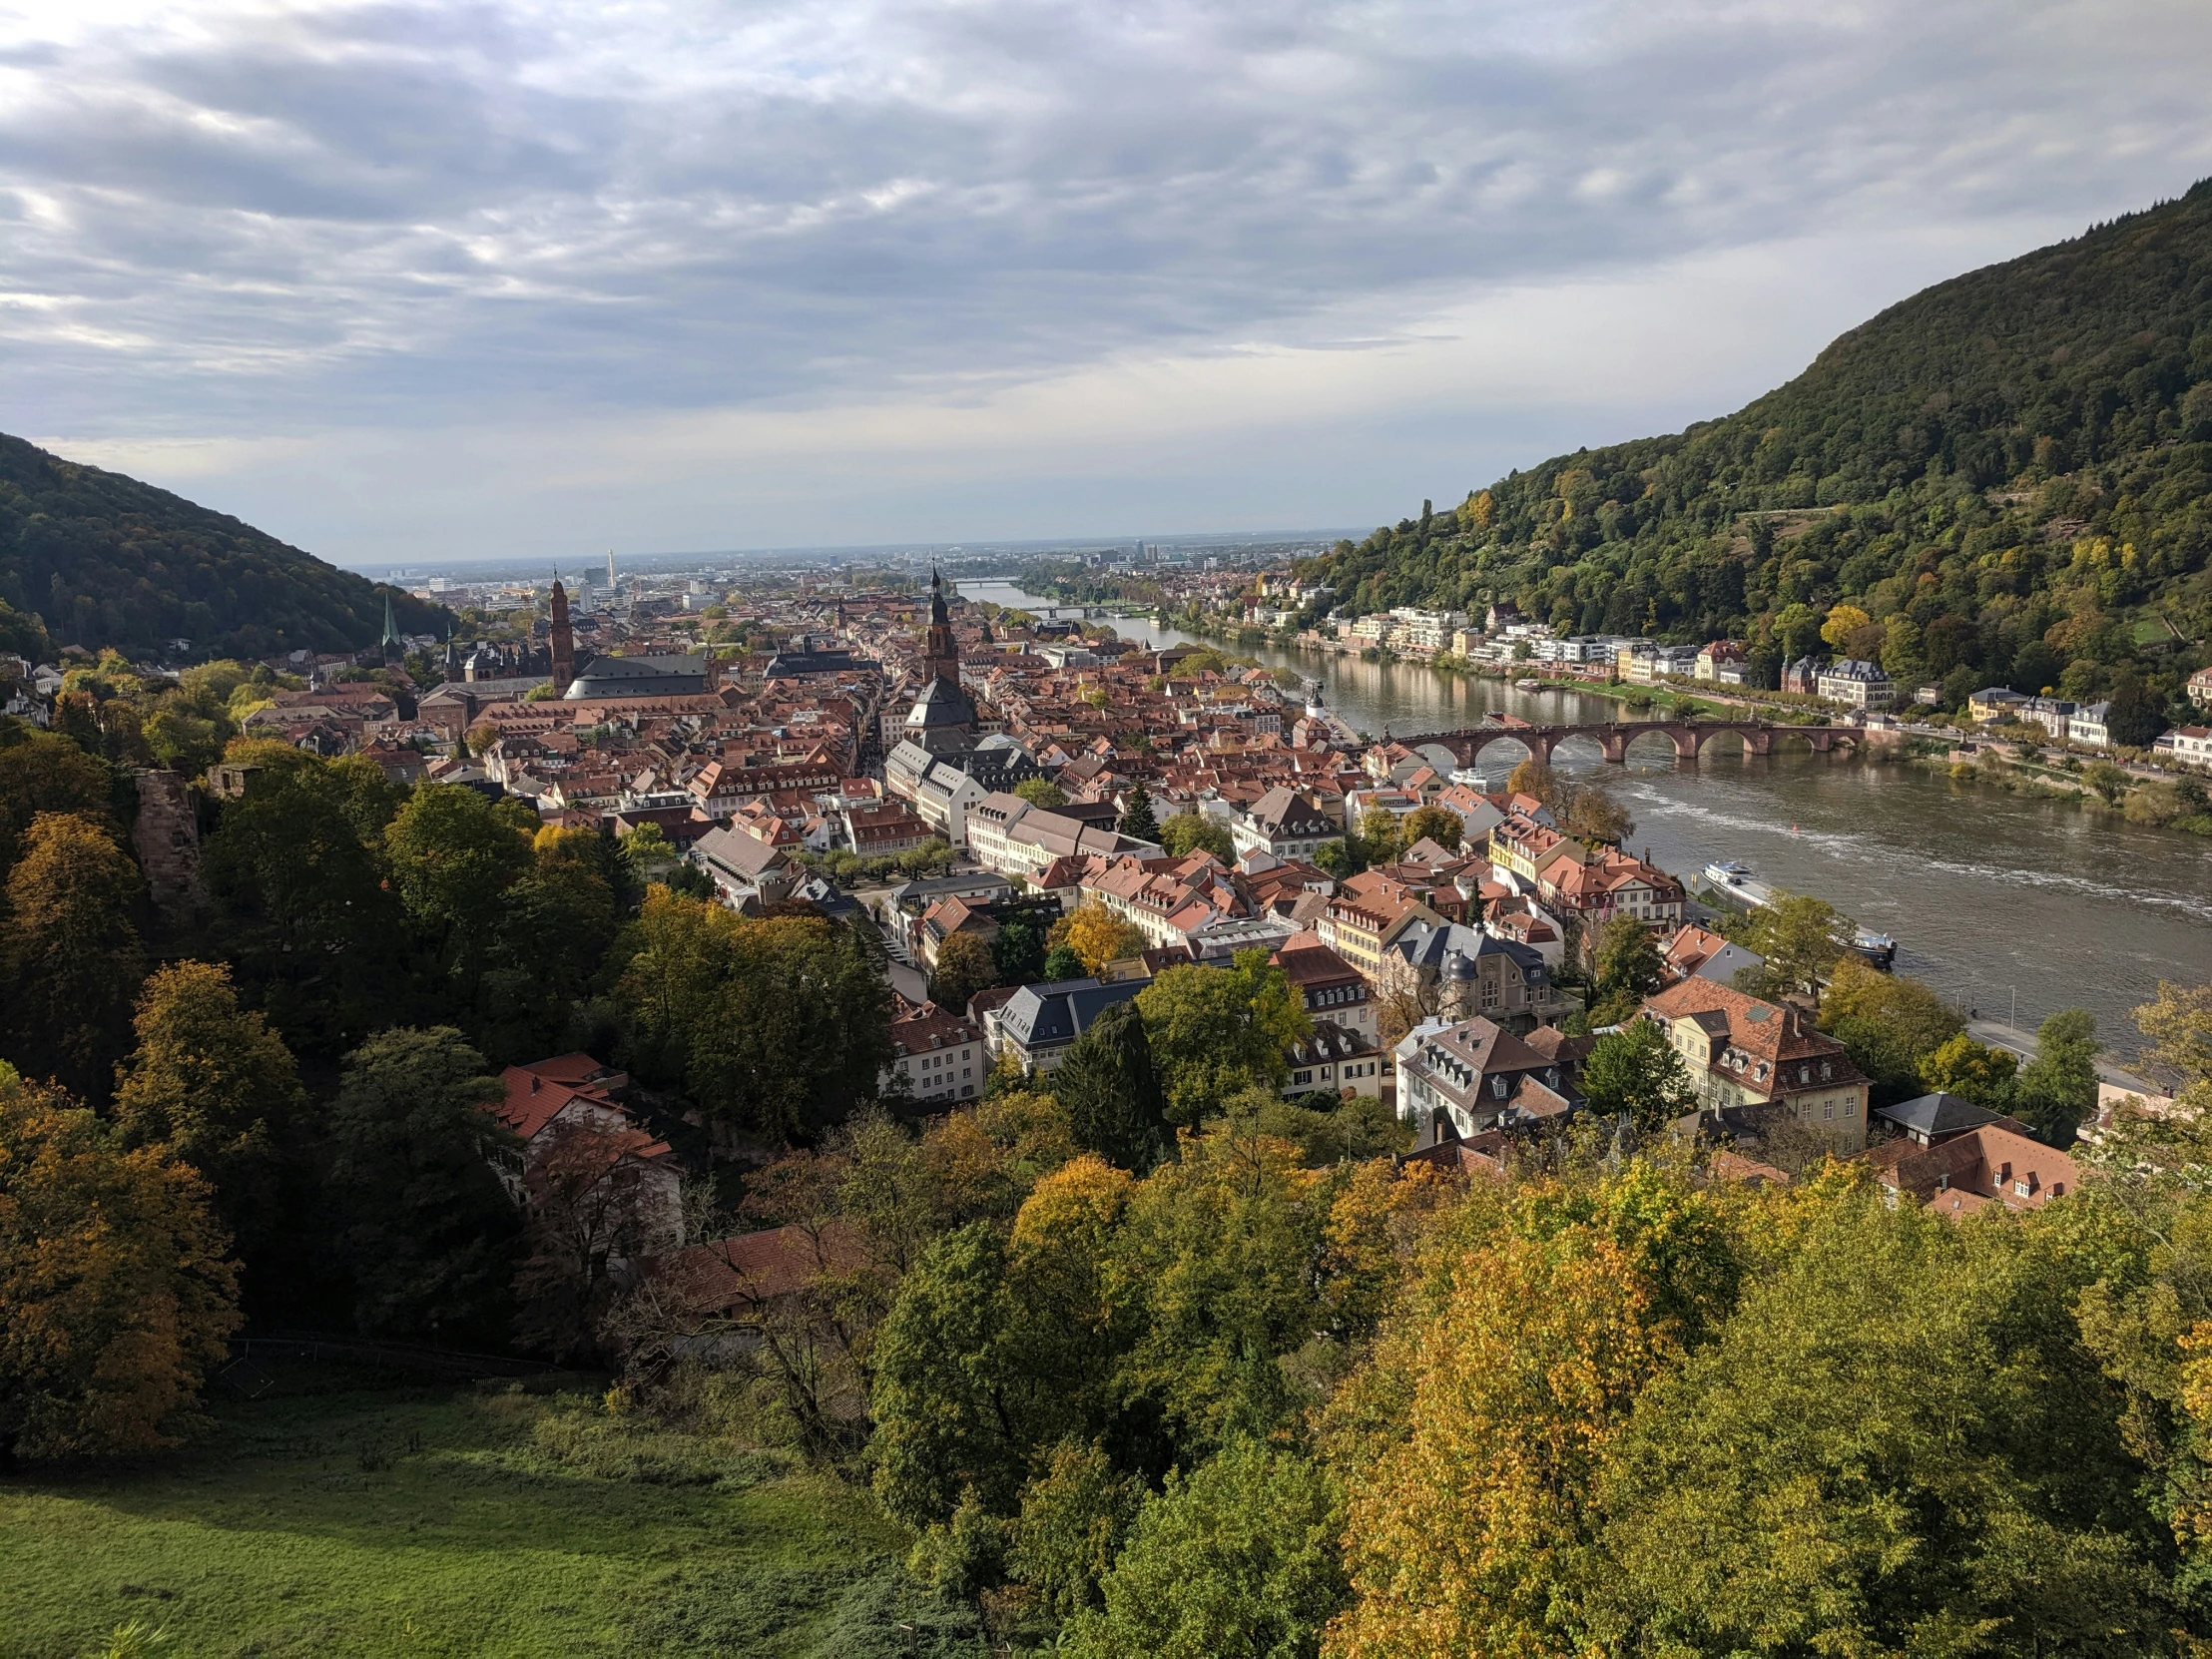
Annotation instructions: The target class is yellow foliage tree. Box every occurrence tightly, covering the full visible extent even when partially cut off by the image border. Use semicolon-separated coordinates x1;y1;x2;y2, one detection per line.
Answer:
1065;903;1147;974
0;1081;240;1458
1327;1224;1677;1657
1819;604;1872;650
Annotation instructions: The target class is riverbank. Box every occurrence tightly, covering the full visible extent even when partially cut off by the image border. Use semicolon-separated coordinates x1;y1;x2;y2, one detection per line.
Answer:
1899;738;2212;836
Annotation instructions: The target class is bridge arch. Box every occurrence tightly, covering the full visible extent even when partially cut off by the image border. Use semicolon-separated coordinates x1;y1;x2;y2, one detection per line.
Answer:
1546;730;1612;766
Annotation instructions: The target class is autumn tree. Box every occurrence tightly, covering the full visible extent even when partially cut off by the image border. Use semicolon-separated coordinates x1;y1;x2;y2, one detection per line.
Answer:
328;1027;521;1343
930;930;1000;1015
1064;903;1147;974
1561;786;1634;846
1160;811;1234;862
1738;891;1843;999
112;961;306;1265
0;1079;240;1460
1818;957;1963;1103
2;812;144;1101
1399;805;1461;851
1819;602;1873;650
1328;1166;1735;1656
1591;1188;2169;1655
0;726;115;880
1358;807;1402;863
1135;952;1310;1126
1917;1032;2019;1107
1504;756;1561;806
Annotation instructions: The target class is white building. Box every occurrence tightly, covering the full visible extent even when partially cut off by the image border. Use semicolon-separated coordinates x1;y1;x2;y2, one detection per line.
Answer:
2153;726;2212;767
1816;659;1896;710
2068;701;2113;749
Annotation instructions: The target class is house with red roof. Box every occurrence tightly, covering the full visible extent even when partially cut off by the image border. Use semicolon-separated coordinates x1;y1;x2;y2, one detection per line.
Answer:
492;1054;682;1253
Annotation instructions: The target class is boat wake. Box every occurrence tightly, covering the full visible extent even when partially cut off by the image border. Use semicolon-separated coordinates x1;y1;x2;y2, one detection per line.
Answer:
1624;788;2212;925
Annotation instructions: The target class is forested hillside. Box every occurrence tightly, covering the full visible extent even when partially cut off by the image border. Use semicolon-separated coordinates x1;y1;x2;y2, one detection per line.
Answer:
1315;178;2212;704
0;433;443;659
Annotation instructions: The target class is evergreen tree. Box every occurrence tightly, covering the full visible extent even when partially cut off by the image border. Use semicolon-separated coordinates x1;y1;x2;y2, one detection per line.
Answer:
328;1027;520;1343
1051;1002;1169;1173
1118;783;1159;842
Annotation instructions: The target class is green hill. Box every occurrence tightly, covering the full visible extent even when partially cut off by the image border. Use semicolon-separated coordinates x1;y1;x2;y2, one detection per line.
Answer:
0;434;444;661
1313;178;2212;708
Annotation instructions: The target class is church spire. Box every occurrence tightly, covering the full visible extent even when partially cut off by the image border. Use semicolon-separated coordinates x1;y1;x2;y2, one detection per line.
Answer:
922;563;958;686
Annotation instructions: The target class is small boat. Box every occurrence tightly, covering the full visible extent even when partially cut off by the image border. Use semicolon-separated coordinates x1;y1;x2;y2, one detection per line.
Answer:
1850;928;1898;970
1515;677;1543;691
1704;860;1899;971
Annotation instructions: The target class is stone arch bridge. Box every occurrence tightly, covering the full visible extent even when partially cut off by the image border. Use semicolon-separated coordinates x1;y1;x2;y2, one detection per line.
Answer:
1392;719;1859;767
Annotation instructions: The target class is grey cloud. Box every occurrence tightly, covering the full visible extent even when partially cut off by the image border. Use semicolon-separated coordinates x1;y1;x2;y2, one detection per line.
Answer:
2;0;2209;441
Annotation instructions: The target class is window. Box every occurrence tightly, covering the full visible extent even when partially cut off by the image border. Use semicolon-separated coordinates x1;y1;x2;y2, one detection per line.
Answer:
2013;1180;2031;1198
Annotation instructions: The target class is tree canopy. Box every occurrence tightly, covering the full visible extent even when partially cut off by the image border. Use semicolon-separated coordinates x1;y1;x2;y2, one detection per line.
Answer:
0;431;445;658
1311;181;2212;712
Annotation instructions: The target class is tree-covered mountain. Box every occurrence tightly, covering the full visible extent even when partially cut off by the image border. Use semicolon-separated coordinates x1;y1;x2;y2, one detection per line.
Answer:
0;433;444;661
1312;178;2212;706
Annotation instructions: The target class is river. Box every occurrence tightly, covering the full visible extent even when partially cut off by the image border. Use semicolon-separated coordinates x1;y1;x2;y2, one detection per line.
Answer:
957;582;2212;1056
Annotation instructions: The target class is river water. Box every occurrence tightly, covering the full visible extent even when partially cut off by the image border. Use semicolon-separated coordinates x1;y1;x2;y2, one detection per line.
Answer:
959;582;2212;1055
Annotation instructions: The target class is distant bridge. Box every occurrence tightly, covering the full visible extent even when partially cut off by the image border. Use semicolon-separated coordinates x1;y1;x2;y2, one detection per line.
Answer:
1390;719;1860;767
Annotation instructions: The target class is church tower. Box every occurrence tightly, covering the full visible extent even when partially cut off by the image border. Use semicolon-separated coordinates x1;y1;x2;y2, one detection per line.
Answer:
904;563;977;754
922;565;959;686
549;573;575;695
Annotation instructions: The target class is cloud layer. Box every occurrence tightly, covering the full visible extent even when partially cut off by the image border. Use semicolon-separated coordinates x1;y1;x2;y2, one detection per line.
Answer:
4;0;2209;556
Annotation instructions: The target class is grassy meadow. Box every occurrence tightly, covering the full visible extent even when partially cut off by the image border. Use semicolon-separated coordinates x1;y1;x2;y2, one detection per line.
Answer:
0;1370;983;1659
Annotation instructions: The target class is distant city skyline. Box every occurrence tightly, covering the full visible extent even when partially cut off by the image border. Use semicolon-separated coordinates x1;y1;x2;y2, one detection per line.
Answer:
5;0;2210;565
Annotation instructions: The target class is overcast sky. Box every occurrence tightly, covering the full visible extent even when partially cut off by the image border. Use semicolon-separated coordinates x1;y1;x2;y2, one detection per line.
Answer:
4;0;2209;566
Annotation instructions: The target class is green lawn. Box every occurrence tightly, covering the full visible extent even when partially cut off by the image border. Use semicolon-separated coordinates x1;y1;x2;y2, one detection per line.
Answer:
0;1374;983;1659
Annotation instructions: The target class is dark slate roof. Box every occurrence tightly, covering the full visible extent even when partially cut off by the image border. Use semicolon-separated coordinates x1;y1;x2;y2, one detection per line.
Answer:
564;654;708;698
1388;920;1548;983
1876;1092;2004;1141
764;648;866;677
906;675;975;728
996;977;1144;1051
